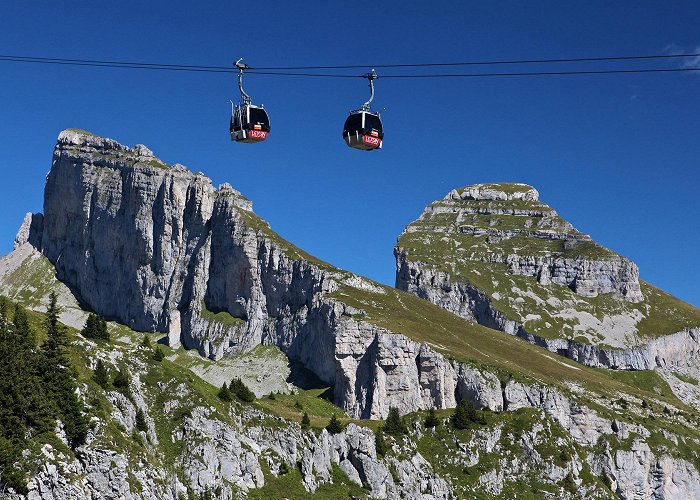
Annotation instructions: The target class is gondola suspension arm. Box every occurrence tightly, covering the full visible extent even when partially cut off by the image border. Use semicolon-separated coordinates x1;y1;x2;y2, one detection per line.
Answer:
235;58;251;104
362;69;378;110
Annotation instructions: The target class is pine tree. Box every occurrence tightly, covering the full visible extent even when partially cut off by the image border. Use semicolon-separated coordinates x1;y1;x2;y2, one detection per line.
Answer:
230;377;255;403
451;399;481;430
300;412;311;430
141;334;151;348
41;293;88;448
152;347;165;362
93;359;110;388
81;313;97;339
383;407;407;436
112;366;131;393
424;407;440;428
97;316;109;341
82;313;109;341
325;414;343;434
135;408;148;432
375;426;388;456
218;382;232;402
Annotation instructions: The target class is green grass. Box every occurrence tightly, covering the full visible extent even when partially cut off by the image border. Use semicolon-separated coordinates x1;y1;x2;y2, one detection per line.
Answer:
673;372;699;386
248;462;368;499
256;387;347;428
455;182;536;196
1;252;58;308
200;300;245;327
65;128;97;137
593;369;672;395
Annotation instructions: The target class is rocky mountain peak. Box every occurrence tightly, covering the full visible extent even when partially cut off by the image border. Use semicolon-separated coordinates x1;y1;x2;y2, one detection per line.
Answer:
396;181;700;359
446;182;539;202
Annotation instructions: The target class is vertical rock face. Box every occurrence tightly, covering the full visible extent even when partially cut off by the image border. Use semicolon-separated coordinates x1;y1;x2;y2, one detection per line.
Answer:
395;182;700;365
34;130;502;419
42;130;218;332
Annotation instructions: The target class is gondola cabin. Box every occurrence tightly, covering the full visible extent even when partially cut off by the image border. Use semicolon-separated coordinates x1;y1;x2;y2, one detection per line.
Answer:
230;104;270;143
342;110;383;151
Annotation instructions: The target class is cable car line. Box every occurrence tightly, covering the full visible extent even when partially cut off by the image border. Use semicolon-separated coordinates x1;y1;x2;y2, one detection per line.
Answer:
2;51;700;71
1;55;699;78
250;52;700;70
247;68;700;78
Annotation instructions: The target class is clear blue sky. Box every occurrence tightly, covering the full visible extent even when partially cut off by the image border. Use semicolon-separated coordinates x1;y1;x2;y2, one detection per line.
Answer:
1;1;699;306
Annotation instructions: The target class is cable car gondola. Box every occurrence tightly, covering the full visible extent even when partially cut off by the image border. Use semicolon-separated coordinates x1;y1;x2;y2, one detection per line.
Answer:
230;59;270;143
342;70;383;151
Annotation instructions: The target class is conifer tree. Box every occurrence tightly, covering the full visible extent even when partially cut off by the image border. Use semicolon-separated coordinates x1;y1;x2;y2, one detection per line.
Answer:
152;346;165;362
82;313;109;341
383;407;407;436
218;382;232;402
93;359;110;388
81;313;97;339
325;414;343;434
375;426;388;456
41;293;88;448
141;334;151;348
424;407;440;428
300;412;311;430
230;377;255;402
451;399;482;430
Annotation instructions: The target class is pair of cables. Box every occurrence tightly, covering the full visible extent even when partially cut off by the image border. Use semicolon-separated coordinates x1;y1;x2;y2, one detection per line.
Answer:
1;52;699;78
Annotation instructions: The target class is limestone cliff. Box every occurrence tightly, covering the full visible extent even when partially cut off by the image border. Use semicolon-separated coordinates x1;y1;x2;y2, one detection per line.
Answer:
395;183;700;369
27;131;511;420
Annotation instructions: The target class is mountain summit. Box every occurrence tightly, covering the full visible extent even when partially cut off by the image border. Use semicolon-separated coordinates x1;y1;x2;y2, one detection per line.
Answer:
395;182;700;369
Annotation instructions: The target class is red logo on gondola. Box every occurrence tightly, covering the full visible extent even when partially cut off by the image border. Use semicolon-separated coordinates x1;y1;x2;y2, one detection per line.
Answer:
363;135;380;147
250;130;268;140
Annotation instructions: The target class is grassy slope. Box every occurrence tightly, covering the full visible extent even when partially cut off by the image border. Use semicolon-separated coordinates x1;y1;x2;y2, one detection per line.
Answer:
236;204;694;408
397;188;700;342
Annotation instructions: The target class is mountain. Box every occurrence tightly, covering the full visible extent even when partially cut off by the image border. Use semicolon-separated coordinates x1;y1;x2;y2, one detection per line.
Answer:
395;183;700;370
2;131;700;498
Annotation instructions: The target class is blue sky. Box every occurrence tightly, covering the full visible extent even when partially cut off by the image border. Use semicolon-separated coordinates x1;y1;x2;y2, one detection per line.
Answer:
1;1;699;306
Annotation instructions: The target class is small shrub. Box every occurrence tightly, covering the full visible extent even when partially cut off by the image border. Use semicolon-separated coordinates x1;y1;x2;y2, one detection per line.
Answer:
152;347;165;362
112;366;131;391
135;409;148;433
424;407;439;428
326;414;343;434
301;412;310;430
218;382;232;402
93;359;110;388
383;407;407;436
